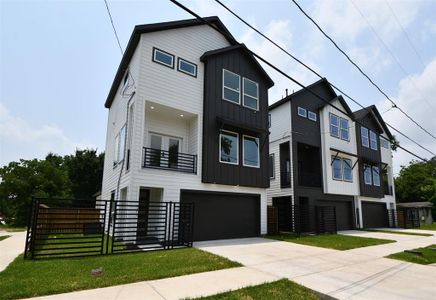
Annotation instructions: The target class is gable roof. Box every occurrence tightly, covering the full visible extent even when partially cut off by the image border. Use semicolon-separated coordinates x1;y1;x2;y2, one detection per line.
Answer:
200;44;274;88
269;78;353;116
353;105;394;140
104;16;238;108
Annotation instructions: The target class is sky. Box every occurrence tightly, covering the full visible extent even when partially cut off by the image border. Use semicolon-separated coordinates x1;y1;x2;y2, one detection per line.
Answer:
1;0;435;175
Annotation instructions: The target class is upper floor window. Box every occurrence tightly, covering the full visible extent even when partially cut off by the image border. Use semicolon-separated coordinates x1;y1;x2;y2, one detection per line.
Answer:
269;154;275;178
308;111;317;122
372;166;380;186
243;135;260;168
370;130;378;150
222;69;241;104
343;159;353;182
177;58;197;77
330;114;349;140
152;48;174;68
380;137;390;149
361;127;369;148
219;130;238;165
363;164;372;185
122;72;129;90
332;158;342;180
113;124;126;166
268;114;271;128
243;78;259;110
297;107;307;118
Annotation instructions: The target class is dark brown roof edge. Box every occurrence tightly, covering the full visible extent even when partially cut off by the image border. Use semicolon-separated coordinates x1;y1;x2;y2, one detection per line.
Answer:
104;16;238;108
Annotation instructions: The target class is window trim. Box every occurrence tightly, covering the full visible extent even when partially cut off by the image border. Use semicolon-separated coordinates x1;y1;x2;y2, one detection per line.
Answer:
339;118;350;141
242;77;259;111
222;69;241;105
364;164;372;185
219;130;239;165
370;130;378;150
308;111;317;122
380;137;390;149
331;157;343;181
122;71;129;91
361;126;369;148
152;47;175;69
177;57;197;77
297;107;307;118
269;153;275;179
329;113;340;138
242;135;260;168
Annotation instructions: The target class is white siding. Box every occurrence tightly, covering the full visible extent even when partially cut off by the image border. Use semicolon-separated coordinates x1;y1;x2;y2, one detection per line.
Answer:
320;98;359;196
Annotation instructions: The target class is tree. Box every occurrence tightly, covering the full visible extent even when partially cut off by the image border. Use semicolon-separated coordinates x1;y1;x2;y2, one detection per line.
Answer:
0;159;72;226
395;157;436;205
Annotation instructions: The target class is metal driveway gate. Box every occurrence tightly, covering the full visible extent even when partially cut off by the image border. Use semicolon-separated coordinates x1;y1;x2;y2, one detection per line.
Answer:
24;197;194;260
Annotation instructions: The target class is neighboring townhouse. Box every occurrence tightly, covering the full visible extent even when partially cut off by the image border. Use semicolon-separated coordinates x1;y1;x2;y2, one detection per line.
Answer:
267;79;397;232
101;17;274;242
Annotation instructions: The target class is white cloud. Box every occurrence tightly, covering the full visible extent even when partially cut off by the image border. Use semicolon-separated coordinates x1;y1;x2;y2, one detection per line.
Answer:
377;57;436;174
348;46;391;74
0;103;95;166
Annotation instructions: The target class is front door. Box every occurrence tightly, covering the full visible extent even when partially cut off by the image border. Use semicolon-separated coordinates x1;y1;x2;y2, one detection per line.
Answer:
149;134;181;169
136;188;150;243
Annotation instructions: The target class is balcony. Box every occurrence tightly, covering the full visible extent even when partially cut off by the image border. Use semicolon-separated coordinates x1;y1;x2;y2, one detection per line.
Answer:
280;171;292;188
142;147;197;174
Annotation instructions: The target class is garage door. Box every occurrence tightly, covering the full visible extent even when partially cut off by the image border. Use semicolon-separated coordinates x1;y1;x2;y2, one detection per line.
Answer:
180;190;260;241
316;200;353;231
362;202;388;228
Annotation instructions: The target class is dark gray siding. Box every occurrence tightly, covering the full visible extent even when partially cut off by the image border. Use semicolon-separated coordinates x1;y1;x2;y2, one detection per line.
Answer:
355;114;384;198
202;50;270;187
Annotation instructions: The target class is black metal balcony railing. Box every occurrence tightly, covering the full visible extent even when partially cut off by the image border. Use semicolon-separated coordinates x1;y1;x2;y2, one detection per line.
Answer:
280;171;292;188
299;172;322;187
142;147;197;174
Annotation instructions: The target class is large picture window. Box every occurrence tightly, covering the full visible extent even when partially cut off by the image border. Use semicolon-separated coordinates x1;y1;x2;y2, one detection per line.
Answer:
219;131;238;164
331;157;353;182
243;135;260;167
243;78;259;110
223;69;241;104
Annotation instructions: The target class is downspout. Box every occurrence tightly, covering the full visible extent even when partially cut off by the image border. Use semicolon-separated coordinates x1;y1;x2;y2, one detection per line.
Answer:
116;91;136;200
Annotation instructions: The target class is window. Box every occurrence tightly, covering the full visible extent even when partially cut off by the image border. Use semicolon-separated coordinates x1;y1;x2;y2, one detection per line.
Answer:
372;166;380;186
269;154;275;178
152;48;174;68
364;164;372;185
114;134;119;166
330;114;339;138
243;78;259;110
308;111;317;121
222;69;241;104
370;130;377;150
343;159;353;182
122;72;129;90
380;138;390;149
340;118;349;141
219;131;238;164
268;114;271;128
113;124;126;166
332;158;342;180
243;135;260;167
361;127;369;148
297;107;307;118
177;58;197;77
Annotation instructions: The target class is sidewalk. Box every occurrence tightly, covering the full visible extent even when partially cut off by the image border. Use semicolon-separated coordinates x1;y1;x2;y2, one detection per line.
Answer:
0;231;27;272
26;267;279;300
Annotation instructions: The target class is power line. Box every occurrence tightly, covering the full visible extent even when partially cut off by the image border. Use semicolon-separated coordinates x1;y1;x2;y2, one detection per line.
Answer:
212;0;435;157
350;0;436;114
289;0;436;141
103;0;124;55
168;0;430;161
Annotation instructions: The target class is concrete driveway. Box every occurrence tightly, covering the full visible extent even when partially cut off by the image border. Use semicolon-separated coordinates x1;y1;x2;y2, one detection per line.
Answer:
195;230;436;299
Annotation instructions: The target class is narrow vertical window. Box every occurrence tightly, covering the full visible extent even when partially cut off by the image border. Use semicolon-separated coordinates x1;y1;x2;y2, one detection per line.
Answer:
370;130;378;150
372;166;380;186
222;69;241;104
243;135;260;167
361;127;369;148
343;159;353;182
332;157;342;180
364;164;372;185
243;78;259;110
340;118;349;141
330;114;339;138
269;154;275;179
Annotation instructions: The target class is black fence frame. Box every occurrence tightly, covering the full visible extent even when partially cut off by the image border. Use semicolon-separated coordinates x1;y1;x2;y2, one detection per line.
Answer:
24;197;194;260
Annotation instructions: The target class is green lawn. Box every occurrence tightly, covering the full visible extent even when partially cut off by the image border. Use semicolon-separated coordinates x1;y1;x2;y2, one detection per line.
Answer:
0;224;26;232
192;279;320;300
0;248;240;300
419;222;436;231
0;235;11;242
386;244;436;265
363;229;432;237
267;233;395;250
